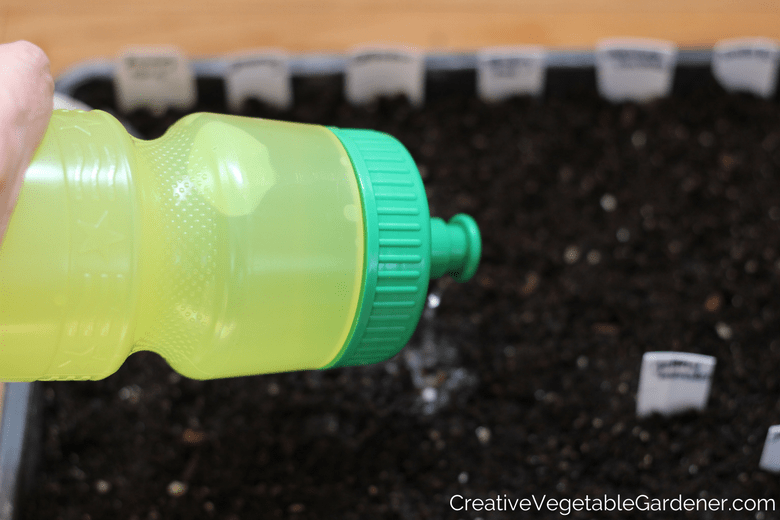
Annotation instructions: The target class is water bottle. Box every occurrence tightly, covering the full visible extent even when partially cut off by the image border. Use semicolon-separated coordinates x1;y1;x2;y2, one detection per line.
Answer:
0;110;481;381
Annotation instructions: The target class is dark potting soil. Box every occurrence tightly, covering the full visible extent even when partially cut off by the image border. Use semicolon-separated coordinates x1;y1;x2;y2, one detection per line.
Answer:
20;69;780;520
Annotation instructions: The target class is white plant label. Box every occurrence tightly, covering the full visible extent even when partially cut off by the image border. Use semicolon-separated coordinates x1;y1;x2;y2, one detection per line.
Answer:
596;39;677;103
712;38;780;99
226;51;292;112
477;46;546;102
53;93;91;111
636;352;716;418
345;47;425;107
115;46;196;116
759;425;780;473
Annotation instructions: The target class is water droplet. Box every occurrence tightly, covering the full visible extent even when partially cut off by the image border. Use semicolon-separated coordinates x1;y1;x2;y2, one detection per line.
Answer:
616;228;630;243
95;479;111;494
564;245;580;264
600;193;618;212
167;481;188;497
475;426;491;445
716;322;733;340
421;387;437;403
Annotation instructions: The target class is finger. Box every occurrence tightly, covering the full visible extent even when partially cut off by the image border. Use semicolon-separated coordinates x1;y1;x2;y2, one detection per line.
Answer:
0;40;54;243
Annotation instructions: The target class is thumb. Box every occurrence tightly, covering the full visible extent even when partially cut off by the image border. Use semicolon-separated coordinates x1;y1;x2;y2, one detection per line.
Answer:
0;40;54;243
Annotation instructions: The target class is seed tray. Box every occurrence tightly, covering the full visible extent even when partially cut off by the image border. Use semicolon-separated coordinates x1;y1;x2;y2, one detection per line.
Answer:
18;47;780;519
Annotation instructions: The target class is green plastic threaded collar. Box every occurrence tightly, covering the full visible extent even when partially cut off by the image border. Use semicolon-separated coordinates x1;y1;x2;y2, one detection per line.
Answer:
325;127;481;369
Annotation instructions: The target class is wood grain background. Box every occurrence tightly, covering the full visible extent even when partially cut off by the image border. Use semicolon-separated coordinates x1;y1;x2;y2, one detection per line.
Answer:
2;1;780;78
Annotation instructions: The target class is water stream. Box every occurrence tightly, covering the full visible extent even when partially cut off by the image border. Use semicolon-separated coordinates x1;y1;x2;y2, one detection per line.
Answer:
400;286;477;415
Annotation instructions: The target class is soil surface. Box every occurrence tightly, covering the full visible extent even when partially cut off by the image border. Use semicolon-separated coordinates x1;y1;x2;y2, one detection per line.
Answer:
20;70;780;519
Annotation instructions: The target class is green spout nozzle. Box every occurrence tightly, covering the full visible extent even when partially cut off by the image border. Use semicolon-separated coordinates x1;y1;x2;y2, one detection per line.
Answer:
430;214;481;282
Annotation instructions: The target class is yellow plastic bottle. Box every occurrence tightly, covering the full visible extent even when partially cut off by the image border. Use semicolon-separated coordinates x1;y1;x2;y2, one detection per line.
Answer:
0;110;480;381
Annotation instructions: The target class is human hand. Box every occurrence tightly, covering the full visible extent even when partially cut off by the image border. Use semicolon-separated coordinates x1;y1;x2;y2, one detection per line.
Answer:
0;41;54;244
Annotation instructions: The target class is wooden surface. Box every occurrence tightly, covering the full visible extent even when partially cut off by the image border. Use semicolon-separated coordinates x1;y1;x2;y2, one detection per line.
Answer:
2;1;780;77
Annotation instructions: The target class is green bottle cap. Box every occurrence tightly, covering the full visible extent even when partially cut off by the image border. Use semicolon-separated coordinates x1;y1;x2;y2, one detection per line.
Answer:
325;127;481;368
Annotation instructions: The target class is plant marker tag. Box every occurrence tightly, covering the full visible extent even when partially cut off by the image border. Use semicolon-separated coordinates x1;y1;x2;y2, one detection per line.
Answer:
53;93;91;111
712;38;780;99
596;39;677;103
477;46;546;102
226;51;292;112
759;425;780;473
636;352;716;418
345;46;425;107
115;46;196;116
